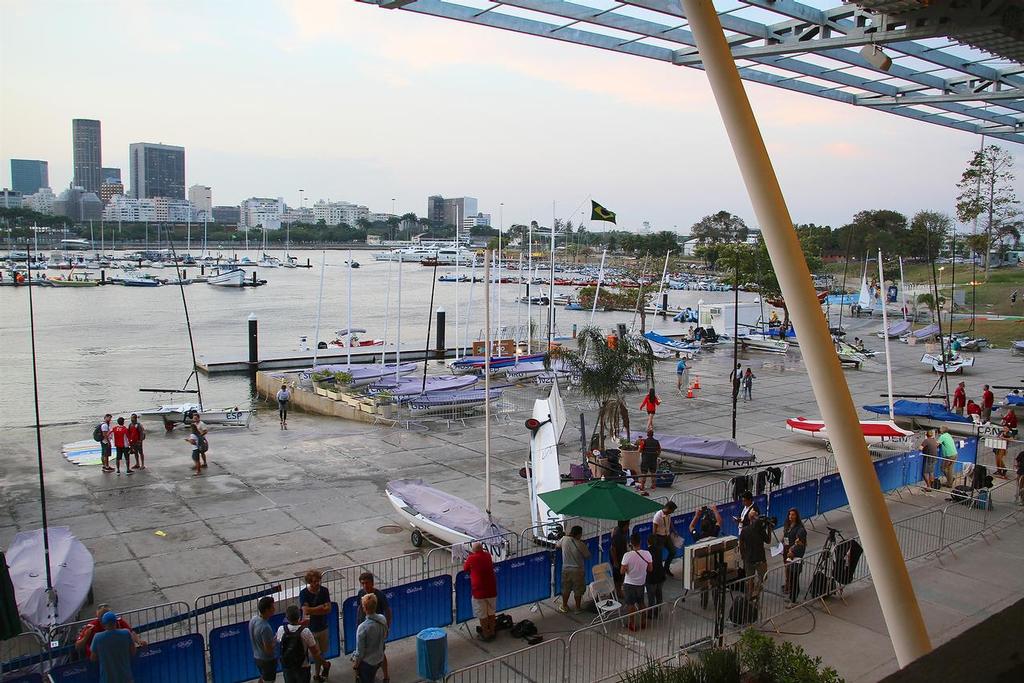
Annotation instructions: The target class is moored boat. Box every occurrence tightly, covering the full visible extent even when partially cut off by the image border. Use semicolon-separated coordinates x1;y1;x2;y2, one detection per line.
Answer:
207;268;246;287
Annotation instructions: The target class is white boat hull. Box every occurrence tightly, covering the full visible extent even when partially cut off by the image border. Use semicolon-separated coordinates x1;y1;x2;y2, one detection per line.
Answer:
207;268;246;287
740;337;790;354
138;403;252;428
920;353;975;374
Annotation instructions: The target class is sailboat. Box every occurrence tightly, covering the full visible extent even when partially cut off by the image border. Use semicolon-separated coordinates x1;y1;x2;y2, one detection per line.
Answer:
386;249;512;558
786;250;915;448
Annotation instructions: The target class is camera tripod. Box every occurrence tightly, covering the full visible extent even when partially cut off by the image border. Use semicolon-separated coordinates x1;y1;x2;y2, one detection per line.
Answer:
802;526;845;612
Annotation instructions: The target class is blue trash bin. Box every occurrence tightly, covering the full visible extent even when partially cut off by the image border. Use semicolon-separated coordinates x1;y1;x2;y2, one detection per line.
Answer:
417;627;448;681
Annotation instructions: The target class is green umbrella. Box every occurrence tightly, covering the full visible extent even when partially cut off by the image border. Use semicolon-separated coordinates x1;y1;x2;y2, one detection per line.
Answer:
539;479;664;521
0;551;22;641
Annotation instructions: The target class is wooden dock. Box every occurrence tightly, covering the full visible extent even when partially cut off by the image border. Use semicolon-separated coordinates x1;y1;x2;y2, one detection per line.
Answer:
197;347;462;374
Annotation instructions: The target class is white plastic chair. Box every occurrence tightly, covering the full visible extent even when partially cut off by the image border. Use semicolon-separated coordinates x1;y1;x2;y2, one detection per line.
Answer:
588;576;622;631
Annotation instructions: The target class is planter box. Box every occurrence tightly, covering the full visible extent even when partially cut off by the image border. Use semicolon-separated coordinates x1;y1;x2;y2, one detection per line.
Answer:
326;389;344;401
313;385;330;397
620;449;641;474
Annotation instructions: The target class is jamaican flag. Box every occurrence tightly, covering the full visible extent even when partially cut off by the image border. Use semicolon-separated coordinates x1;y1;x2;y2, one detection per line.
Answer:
590;200;616;224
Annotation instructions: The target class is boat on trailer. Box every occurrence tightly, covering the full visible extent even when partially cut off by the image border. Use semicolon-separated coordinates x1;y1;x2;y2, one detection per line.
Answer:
137;403;253;429
862;399;1002;438
739;334;790;354
785;417;915;447
407;388;502;415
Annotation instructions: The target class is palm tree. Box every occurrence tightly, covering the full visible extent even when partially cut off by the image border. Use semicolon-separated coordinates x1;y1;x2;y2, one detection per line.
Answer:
546;326;655;449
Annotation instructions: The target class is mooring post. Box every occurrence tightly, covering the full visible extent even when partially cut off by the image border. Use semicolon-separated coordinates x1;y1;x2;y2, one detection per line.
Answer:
436;308;446;359
248;312;259;371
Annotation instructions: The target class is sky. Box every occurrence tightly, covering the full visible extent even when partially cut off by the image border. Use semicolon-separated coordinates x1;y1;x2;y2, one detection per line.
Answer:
1;0;1022;232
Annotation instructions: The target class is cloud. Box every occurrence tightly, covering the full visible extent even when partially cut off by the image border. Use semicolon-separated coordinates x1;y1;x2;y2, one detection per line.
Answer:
822;141;866;158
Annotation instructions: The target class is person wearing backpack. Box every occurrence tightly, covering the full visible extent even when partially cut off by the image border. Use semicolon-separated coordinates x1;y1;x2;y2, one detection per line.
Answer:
94;414;114;473
276;604;329;683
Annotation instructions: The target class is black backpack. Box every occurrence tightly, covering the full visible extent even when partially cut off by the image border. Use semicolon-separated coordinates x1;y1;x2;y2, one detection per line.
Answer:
279;626;307;669
93;423;104;442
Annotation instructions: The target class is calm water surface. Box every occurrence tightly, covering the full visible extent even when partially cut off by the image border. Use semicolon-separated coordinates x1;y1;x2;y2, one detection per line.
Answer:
1;250;748;428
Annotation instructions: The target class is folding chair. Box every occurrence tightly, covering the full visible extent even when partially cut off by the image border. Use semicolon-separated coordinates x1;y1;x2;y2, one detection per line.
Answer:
588;576;622;631
590;562;613;584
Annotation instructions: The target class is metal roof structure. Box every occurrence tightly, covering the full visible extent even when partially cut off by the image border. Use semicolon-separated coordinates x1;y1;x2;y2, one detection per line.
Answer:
356;0;1024;143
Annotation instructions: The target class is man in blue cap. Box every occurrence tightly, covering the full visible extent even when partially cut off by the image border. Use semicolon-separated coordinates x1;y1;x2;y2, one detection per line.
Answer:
90;611;136;682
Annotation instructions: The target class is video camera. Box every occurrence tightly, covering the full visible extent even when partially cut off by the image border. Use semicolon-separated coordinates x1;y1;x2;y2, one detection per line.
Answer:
756;515;778;533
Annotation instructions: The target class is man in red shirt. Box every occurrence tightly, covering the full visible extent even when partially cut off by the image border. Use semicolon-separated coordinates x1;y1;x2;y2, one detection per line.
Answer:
952;381;966;415
463;542;498;641
75;603;146;659
127;414;146;470
110;417;132;475
982;385;995;423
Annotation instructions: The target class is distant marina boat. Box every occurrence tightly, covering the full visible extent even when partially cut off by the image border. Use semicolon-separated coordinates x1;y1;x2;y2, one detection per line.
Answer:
121;272;162;287
48;274;98;287
320;328;383;349
207;268;246;287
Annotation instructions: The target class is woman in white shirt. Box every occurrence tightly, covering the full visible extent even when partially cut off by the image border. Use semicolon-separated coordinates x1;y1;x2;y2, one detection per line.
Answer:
619;533;652;632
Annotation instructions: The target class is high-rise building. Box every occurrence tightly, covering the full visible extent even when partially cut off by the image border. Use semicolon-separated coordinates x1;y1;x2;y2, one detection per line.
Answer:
211;205;239;225
188;185;212;213
72;119;102;194
100;182;124;205
426;195;478;228
102;167;121;184
129;142;185;199
54;186;103;221
10;159;49;195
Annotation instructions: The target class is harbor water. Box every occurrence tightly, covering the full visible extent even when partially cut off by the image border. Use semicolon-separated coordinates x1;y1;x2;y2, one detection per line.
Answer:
0;249;748;428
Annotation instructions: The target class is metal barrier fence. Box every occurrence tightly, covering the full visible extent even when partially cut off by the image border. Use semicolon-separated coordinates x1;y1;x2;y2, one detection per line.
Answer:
52;601;194;653
0;632;46;677
444;637;567;683
564;602;677;683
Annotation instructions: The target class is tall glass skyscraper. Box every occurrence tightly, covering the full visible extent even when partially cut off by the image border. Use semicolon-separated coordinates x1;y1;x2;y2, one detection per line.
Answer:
10;159;49;195
72;119;102;194
129;143;185;199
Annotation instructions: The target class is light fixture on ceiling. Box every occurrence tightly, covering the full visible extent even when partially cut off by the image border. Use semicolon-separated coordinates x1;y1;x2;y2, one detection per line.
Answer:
861;44;893;72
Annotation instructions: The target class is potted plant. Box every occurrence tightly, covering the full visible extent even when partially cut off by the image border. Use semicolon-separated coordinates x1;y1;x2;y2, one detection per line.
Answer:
311;370;334;397
618;436;641;477
326;371;353;400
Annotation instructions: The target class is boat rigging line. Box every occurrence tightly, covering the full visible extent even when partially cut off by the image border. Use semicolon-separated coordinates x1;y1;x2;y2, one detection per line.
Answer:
421;260;440;394
926;226;951;405
25;240;57;624
167;235;204;407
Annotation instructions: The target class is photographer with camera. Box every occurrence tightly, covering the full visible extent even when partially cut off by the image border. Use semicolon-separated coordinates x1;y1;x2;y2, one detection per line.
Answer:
782;508;806;605
689;504;722;541
739;509;772;600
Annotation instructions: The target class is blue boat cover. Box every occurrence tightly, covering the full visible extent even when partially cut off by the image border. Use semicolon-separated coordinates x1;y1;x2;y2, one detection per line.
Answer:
1006;393;1024;406
862;400;971;423
629;432;755;462
643;331;698;351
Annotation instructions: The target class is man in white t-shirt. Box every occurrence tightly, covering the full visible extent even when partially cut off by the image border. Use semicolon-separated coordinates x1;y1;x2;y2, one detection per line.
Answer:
619;533;652;632
275;604;330;683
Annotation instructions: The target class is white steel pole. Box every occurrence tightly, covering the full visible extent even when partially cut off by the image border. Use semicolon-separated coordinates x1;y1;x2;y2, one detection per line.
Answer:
878;251;896;420
655;250;671;317
347;249;353;368
396;250;402;381
381;256;393;367
898;256;908;321
455;205;461;359
591;249;607;324
311;251;327;368
484;250;492;515
680;0;930;666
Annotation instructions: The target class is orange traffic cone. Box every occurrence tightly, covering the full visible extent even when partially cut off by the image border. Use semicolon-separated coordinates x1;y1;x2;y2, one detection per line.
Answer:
686;386;695;399
693;375;701;390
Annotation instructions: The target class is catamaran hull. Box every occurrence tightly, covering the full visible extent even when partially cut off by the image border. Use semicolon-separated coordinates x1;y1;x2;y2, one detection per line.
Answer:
920;353;975;374
891;415;1004;439
740;338;790;354
785;417;914;446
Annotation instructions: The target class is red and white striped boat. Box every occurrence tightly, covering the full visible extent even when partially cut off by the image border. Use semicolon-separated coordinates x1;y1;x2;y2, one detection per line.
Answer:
785;417;914;446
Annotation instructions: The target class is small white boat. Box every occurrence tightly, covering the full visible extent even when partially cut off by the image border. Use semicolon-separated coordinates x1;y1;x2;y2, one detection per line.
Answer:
785;417;914;447
137;403;252;429
739;334;790;354
207;268;246;287
386;479;512;559
920;352;975;374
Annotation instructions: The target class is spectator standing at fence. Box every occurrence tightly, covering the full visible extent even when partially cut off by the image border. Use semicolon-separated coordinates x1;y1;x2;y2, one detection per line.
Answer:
620;533;652;631
609;520;630;599
781;508;806;605
250;596;277;682
463;542;498;641
952;381;966;415
351;593;388;683
355;572;391;683
637;430;661;494
995;409;1018;479
919;430;939;489
75;604;146;661
557;525;591;613
739;509;769;600
966;399;982;421
277;604;329;683
299;569;332;682
645;539;667;616
982;385;995;423
689;504;722;542
90;611;136;683
734;491;759;532
639;388;660;432
650;501;678;577
937;426;958;487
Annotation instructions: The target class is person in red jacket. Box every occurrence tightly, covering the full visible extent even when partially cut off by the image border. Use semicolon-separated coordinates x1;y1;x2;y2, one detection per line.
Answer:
982;385;995;423
463;543;498;641
966;399;982;421
74;603;146;660
110;417;132;475
640;389;660;431
952;381;966;415
126;414;146;470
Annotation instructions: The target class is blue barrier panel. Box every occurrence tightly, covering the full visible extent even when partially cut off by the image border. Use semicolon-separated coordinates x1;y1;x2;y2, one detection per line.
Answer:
671;512;696;555
455;551;552;623
904;451;924;486
632;521;653;549
954;437;978;474
50;634;206;683
343;576;452;654
817;473;848;514
210;604;340;683
874;456;904;493
554;536;601;595
2;675;42;683
718;495;767;537
767;480;819;527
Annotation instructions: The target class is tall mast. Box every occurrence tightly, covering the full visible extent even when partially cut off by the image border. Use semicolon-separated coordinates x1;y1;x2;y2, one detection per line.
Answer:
878;250;895;420
484;250;492;516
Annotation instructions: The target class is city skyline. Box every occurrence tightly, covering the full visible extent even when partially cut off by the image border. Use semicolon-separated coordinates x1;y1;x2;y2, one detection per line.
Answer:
2;0;1023;232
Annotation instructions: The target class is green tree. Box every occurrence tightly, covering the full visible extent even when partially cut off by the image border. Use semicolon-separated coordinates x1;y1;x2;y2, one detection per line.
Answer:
547;326;655;449
906;211;951;260
956;144;1021;275
831;210;907;257
689;211;749;265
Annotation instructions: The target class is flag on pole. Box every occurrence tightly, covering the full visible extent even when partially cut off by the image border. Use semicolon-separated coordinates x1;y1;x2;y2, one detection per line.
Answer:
590;200;616;224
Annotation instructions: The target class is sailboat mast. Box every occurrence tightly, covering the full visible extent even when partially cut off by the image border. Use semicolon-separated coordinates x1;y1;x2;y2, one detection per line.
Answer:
484;249;492;516
464;259;477;359
312;251;327;368
878;250;895;420
898;256;908;321
395;249;403;381
655;250;671;318
347;249;353;368
591;249;607;323
454;207;461;360
497;210;502;350
381;256;393;367
548;203;556;349
516;252;524;355
526;222;533;354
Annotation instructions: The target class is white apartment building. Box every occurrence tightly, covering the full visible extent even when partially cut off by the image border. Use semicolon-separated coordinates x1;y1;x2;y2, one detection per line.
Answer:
281;208;315;225
23;187;56;214
367;212;397;223
240;197;284;230
102;196;198;222
188;185;212;213
462;212;492;229
313;200;370;226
